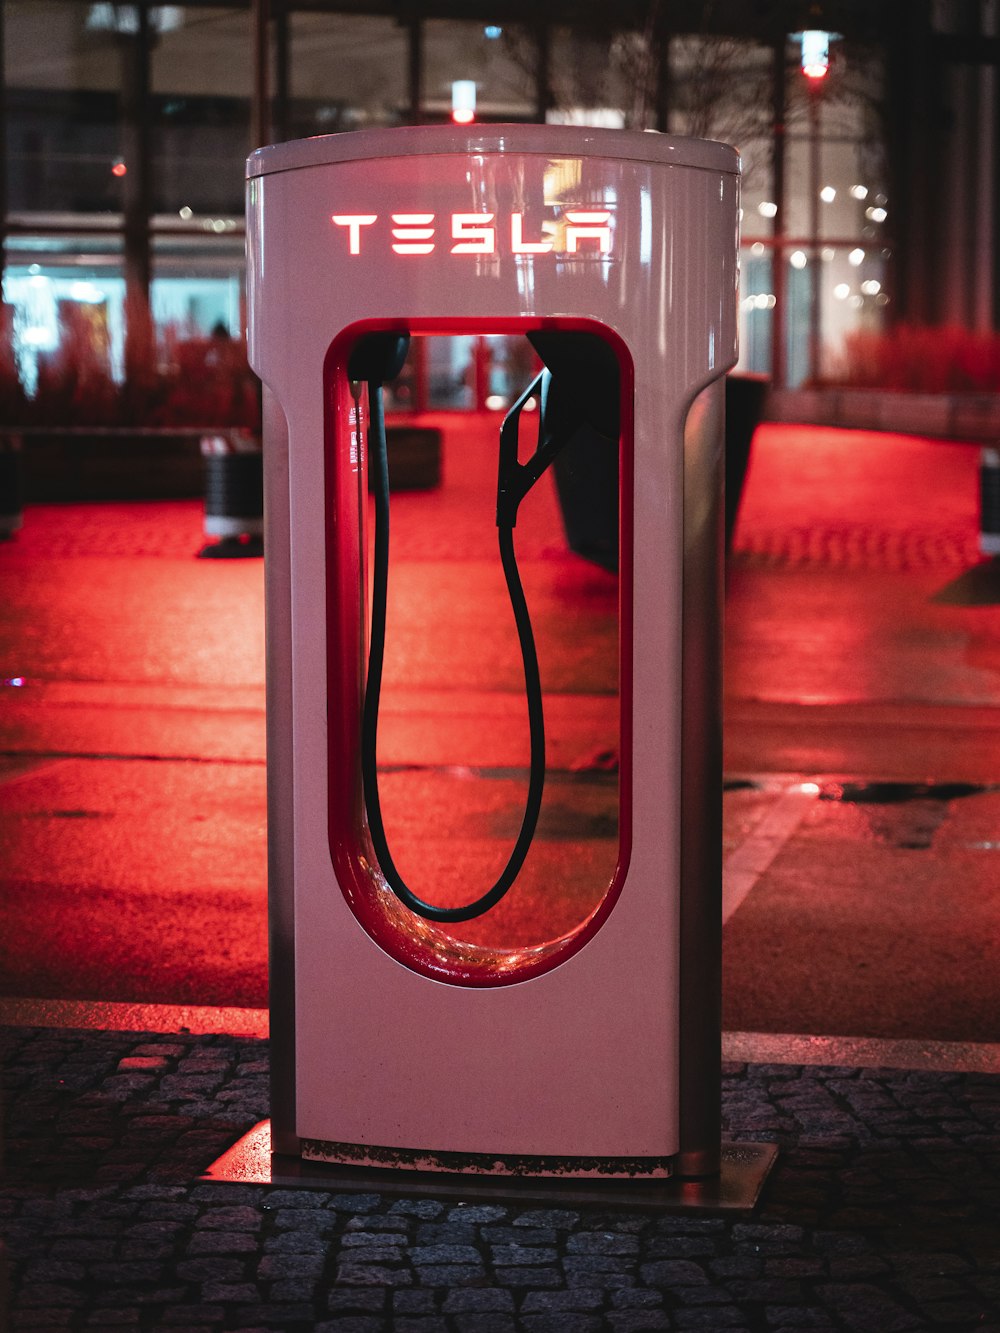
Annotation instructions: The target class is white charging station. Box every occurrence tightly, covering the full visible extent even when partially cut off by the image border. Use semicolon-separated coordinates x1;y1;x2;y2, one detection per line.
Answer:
247;124;746;1186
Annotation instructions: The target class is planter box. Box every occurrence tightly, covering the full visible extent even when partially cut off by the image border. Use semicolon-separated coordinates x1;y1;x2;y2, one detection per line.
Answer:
876;392;954;437
16;429;206;502
768;388;1000;441
952;393;1000;439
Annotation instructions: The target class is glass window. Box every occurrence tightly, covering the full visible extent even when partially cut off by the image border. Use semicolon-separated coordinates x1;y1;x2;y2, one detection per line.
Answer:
2;228;245;397
289;13;407;136
150;6;252;215
152;232;245;341
548;26;629;127
3;251;125;396
669;34;773;146
736;247;775;377
422;21;535;123
6;0;124;215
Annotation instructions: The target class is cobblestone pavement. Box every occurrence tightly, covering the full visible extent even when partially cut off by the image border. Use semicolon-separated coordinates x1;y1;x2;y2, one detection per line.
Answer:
3;1026;1000;1331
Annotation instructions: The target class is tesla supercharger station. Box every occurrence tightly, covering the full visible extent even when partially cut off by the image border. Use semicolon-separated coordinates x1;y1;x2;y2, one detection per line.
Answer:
247;124;752;1188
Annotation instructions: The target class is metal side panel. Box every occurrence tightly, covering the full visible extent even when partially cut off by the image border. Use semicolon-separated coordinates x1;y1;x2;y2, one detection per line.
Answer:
262;386;298;1156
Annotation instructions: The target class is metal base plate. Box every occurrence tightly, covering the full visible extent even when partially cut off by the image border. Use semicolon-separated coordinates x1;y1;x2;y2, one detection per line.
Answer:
202;1121;777;1215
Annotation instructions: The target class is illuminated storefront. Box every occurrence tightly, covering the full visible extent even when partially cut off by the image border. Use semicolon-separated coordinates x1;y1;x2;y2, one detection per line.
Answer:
1;1;996;404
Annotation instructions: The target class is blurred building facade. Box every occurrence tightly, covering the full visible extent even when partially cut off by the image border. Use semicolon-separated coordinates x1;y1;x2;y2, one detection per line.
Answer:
1;0;996;401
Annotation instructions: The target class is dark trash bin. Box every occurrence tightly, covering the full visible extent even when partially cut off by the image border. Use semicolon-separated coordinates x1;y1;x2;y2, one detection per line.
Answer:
371;423;443;493
199;429;264;558
552;373;769;571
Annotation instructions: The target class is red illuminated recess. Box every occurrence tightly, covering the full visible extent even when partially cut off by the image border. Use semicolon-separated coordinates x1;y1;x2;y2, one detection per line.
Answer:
323;316;634;989
331;211;613;257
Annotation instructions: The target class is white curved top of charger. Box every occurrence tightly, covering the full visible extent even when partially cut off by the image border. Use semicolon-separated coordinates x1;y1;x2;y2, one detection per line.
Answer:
246;123;740;180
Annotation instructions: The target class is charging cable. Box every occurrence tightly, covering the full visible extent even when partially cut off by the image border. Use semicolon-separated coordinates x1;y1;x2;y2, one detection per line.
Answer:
357;357;561;923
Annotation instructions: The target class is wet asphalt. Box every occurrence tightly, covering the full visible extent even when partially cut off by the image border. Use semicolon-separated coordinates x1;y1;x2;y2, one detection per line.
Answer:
1;417;999;1041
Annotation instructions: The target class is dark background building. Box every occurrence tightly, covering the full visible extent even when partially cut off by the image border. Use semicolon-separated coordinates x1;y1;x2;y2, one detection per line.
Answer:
0;0;995;399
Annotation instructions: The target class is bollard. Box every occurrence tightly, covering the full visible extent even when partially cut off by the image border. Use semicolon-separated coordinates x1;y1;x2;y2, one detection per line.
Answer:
0;433;24;539
980;447;1000;559
198;428;264;558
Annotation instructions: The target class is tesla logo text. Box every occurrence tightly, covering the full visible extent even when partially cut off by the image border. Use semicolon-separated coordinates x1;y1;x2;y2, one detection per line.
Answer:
331;211;613;257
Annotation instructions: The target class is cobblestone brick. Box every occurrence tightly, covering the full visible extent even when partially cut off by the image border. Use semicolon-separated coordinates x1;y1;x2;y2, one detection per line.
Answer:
520;1289;604;1311
186;1230;258;1256
314;1319;383;1333
409;1244;481;1266
338;1243;407;1266
639;1259;710;1286
672;1307;750;1328
269;1277;321;1301
482;1225;556;1245
452;1316;517;1333
644;1235;717;1258
256;1252;326;1281
442;1287;515;1312
199;1282;261;1301
393;1288;438;1312
490;1243;559;1265
412;1264;485;1286
520;1315;603;1332
335;1262;413;1287
562;1263;635;1290
157;1305;226;1324
345;1213;411;1233
263;1228;327;1253
814;1282;924;1331
330;1193;382;1212
327;1288;386;1312
193;1206;262;1232
175;1257;248;1283
514;1210;581;1229
4;1027;1000;1332
414;1222;476;1245
447;1204;509;1224
390;1199;444;1219
567;1232;640;1256
495;1265;565;1288
262;1190;329;1209
605;1312;671;1330
265;1208;333;1232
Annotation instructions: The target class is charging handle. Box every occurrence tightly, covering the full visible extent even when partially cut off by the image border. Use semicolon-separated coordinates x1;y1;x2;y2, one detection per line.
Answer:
348;332;409;385
497;332;620;529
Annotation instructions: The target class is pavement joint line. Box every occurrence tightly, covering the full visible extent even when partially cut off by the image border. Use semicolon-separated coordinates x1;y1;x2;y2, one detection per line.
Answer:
0;996;269;1038
723;1029;1000;1073
5;998;1000;1075
0;756;74;787
722;779;820;924
0;746;266;766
